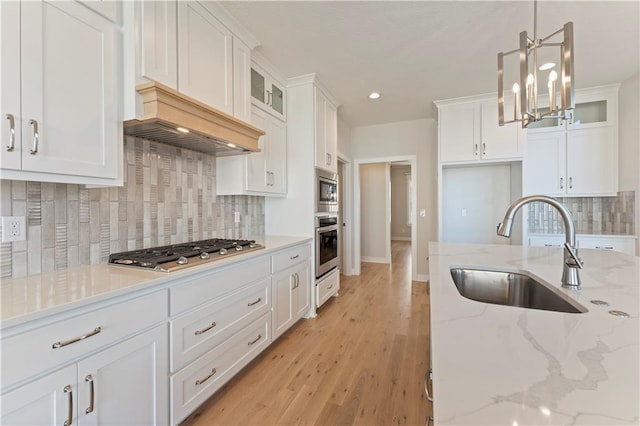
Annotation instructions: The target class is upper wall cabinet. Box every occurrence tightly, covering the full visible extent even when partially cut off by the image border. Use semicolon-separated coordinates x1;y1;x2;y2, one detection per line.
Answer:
251;56;287;122
127;0;257;123
216;106;287;196
314;86;338;173
523;85;619;197
436;95;522;164
0;0;122;185
177;1;233;115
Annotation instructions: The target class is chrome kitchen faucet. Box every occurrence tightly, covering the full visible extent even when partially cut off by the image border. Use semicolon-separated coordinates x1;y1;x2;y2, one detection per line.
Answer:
497;195;583;288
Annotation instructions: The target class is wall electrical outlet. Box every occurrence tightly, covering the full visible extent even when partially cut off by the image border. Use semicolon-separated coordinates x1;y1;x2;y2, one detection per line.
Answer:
1;216;26;242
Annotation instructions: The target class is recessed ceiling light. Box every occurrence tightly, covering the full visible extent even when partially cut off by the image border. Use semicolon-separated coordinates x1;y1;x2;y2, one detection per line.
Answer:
369;92;381;100
539;62;556;71
176;127;190;134
227;143;237;148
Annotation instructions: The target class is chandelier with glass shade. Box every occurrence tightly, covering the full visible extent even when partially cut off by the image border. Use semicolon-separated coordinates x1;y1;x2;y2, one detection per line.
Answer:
497;0;575;128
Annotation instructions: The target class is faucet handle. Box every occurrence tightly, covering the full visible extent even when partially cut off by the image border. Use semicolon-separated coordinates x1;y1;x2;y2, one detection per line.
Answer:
564;242;584;269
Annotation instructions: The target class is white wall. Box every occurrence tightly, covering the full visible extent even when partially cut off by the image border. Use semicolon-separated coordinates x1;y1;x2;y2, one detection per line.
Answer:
442;165;513;245
360;163;389;262
391;165;411;240
618;72;640;254
350;118;437;279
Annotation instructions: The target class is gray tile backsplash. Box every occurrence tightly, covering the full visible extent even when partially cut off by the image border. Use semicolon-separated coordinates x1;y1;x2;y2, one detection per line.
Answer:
527;191;635;235
1;137;265;279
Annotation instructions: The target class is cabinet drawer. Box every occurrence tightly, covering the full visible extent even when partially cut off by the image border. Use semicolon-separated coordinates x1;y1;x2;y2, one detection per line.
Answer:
170;277;271;372
577;236;636;256
170;312;271;425
1;290;167;390
316;269;339;308
272;243;311;274
170;256;270;315
528;235;564;248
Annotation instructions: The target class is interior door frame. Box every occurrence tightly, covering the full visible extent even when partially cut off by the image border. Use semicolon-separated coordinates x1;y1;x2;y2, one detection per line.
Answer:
353;155;417;280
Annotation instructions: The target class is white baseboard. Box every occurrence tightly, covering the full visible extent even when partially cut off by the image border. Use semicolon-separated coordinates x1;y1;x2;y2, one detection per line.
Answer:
413;273;429;282
361;256;388;264
391;237;411;241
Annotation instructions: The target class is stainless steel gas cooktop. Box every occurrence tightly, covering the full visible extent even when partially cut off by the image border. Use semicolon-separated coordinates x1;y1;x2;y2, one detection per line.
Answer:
109;238;264;272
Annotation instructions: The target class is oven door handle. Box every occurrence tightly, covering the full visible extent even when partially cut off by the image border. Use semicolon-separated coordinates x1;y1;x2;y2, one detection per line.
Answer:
316;225;338;234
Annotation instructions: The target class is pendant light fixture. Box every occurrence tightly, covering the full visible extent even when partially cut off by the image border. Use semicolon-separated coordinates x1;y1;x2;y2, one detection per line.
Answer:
497;0;575;128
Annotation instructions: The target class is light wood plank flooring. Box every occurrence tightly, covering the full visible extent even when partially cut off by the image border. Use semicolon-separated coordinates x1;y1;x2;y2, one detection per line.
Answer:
182;241;432;425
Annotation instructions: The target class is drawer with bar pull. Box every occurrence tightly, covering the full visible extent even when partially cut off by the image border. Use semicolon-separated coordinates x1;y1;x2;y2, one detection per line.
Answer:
170;312;271;425
271;243;312;274
169;276;271;372
1;290;167;390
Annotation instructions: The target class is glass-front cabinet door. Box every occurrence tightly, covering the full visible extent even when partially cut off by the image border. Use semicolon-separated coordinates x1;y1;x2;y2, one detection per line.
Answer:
250;62;286;121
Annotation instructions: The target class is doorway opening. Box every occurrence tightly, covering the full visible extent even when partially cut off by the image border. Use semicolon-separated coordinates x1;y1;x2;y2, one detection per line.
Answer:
353;156;418;281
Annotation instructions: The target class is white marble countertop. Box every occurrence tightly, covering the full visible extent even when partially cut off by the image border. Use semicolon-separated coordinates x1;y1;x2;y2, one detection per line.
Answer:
529;233;637;239
1;236;311;329
428;242;639;425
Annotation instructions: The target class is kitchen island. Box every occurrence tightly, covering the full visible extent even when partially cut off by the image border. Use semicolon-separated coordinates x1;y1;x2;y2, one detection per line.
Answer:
428;242;639;425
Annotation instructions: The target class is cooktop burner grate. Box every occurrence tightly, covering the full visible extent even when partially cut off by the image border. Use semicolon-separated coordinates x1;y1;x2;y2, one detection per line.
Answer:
109;238;263;272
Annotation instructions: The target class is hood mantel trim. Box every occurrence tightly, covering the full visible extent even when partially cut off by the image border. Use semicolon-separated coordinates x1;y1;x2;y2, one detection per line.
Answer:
124;81;264;154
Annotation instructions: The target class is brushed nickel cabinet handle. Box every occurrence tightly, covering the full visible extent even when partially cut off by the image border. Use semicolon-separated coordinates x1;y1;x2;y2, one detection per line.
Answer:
64;385;73;426
195;368;217;386
595;246;614;250
425;369;434;402
290;254;299;260
327;284;333;290
5;113;15;151
569;176;573;189
194;321;217;336
482;142;486;156
85;375;95;414
248;334;262;346
247;297;262;307
560;177;564;189
52;327;102;348
29;119;38;154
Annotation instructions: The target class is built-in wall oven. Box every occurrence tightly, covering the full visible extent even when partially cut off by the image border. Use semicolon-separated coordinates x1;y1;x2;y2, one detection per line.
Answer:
315;215;338;278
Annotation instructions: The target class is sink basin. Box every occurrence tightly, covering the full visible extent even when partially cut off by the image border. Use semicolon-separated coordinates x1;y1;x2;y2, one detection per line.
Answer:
450;267;587;314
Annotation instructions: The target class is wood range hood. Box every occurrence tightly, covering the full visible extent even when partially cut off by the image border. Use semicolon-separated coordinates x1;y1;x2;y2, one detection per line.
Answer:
124;82;264;155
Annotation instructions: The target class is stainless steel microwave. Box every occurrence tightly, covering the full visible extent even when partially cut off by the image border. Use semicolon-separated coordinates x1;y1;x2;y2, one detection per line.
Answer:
316;169;337;213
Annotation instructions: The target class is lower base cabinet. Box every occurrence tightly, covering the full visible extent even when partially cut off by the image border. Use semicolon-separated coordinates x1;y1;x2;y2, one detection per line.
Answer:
1;325;168;425
316;268;339;308
170;313;271;425
272;260;311;340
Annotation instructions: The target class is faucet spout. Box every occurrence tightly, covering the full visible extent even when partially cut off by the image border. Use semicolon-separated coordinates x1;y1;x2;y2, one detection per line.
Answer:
497;195;582;288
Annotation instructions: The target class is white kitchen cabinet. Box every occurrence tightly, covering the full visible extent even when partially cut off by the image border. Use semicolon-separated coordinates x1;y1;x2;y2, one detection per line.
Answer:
177;1;233;115
272;260;311;340
576;235;636;256
1;365;75;425
0;0;122;185
437;95;521;164
135;0;178;88
127;0;255;125
316;268;339;308
528;234;636;256
251;60;287;121
523;130;566;196
524;126;617;196
232;38;252;124
1;326;167;426
314;87;338;173
216;106;287;196
271;242;312;339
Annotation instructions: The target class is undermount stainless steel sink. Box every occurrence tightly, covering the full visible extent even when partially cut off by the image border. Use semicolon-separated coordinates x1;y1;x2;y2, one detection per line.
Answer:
450;267;587;314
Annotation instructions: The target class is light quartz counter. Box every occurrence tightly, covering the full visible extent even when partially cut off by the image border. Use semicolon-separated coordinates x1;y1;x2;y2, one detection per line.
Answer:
1;236;311;330
428;242;639;425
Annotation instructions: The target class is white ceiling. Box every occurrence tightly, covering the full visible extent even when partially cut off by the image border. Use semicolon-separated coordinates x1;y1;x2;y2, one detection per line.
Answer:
219;1;640;128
